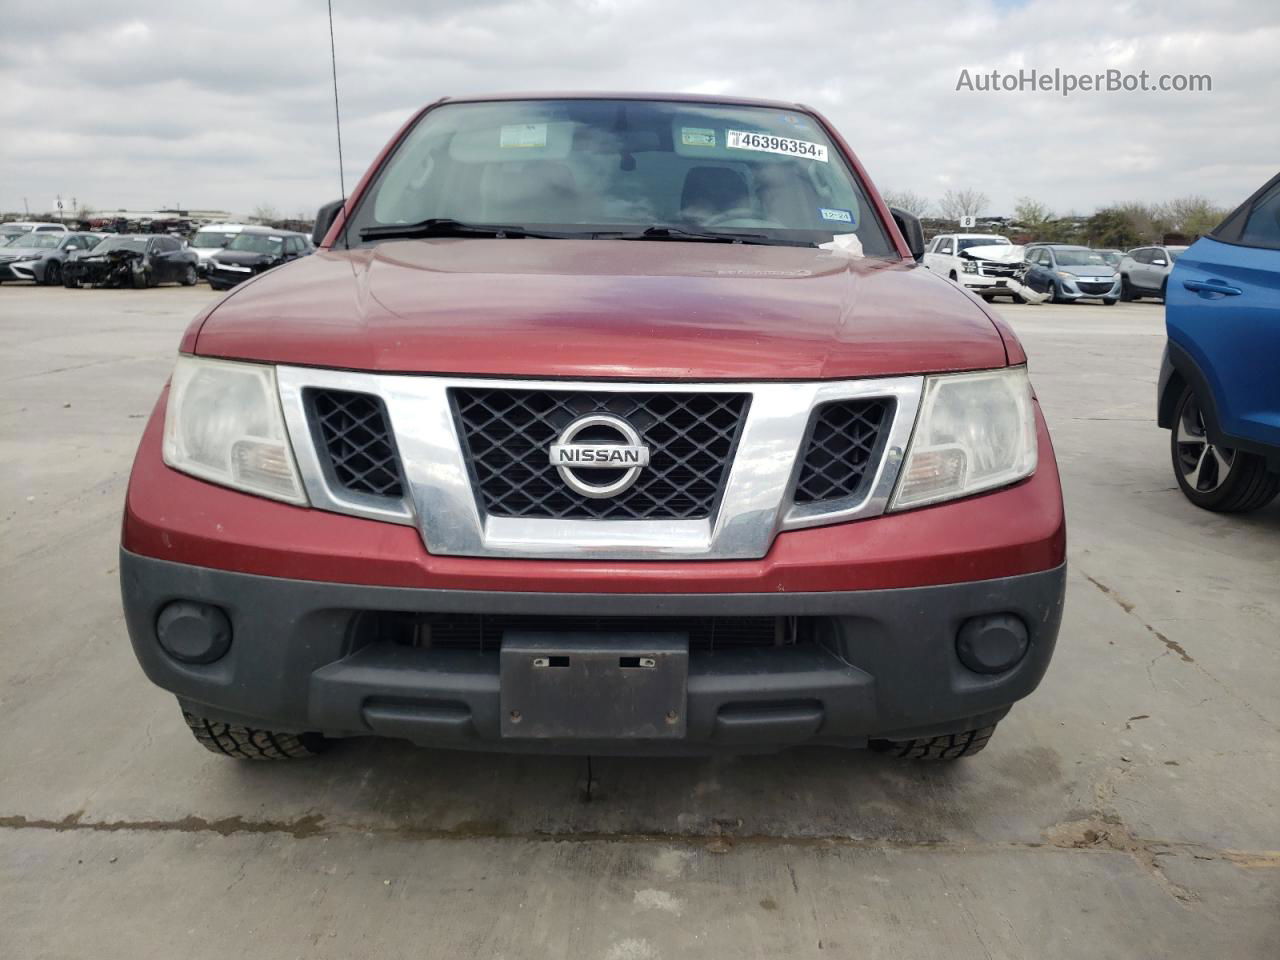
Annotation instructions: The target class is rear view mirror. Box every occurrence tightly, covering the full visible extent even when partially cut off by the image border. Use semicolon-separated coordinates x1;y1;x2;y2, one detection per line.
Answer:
312;199;346;246
889;207;926;262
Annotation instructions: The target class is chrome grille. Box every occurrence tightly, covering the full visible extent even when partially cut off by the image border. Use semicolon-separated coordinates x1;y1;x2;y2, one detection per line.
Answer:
793;398;894;504
452;388;749;520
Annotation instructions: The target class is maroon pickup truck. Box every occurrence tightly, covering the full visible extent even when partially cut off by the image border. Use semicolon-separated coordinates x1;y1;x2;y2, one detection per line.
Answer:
121;94;1065;762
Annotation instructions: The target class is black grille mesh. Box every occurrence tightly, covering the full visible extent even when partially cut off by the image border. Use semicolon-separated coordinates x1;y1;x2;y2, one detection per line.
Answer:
452;388;749;520
308;389;404;497
379;613;797;653
793;398;893;504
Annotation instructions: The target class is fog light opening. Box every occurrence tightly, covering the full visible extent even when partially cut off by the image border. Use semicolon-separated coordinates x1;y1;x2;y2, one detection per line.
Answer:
156;600;232;664
956;613;1029;675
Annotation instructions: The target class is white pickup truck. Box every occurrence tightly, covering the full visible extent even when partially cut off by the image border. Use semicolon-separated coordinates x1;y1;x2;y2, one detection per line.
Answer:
923;233;1026;301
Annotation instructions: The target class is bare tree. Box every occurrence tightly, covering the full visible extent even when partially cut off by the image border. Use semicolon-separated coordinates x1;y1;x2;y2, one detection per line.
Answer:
880;190;931;218
1013;197;1053;228
1159;195;1226;238
938;188;988;221
1114;202;1168;244
251;203;281;225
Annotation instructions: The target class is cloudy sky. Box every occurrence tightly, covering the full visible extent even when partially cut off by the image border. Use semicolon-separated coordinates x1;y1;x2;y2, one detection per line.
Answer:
1;0;1276;220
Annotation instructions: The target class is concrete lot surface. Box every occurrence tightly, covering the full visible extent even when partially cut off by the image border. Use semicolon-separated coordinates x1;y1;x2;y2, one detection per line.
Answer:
1;284;1277;958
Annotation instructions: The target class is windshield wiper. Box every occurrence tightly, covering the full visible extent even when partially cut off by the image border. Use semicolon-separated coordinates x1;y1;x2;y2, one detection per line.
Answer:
359;218;569;241
611;225;815;247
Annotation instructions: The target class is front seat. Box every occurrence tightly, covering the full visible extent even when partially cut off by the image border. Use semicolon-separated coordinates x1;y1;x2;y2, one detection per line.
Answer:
680;166;750;220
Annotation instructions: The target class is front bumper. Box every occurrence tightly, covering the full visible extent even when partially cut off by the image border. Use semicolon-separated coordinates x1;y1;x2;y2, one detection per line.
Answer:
0;258;39;281
1058;276;1120;301
207;263;257;288
121;549;1066;753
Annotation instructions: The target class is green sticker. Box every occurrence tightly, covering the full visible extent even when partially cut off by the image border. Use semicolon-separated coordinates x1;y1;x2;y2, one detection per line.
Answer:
681;127;716;147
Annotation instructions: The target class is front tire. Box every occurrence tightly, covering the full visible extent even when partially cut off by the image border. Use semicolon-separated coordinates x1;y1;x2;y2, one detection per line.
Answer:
1158;278;1168;303
1103;297;1118;306
42;261;62;286
181;264;198;286
871;724;997;760
1047;280;1062;304
183;710;327;760
1120;275;1135;301
1171;386;1279;512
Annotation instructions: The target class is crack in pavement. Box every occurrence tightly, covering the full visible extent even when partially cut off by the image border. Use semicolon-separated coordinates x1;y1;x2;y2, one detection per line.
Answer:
1081;571;1278;732
2;810;1276;872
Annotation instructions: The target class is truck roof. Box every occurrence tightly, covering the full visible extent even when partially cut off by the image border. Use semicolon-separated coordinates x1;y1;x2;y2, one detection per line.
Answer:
436;91;810;111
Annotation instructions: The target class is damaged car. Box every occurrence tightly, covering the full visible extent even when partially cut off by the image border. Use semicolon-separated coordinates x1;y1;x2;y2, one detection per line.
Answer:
922;233;1041;303
206;227;313;291
64;234;199;289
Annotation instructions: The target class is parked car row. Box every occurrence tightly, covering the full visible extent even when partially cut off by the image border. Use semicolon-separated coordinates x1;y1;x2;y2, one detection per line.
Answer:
0;222;313;289
923;233;1188;305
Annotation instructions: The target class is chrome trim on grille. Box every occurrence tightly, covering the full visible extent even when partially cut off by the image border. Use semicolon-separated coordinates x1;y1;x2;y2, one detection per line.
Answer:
276;366;923;561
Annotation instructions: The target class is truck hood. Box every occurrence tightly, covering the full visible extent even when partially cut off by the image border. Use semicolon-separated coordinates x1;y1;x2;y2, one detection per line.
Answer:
960;244;1024;264
193;238;1008;379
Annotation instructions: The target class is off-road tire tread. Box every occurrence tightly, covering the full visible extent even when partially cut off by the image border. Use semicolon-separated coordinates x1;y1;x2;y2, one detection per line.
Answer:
182;710;324;760
872;724;997;760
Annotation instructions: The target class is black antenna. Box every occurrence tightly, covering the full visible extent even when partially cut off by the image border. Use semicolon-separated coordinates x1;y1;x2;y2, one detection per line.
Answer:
327;0;348;247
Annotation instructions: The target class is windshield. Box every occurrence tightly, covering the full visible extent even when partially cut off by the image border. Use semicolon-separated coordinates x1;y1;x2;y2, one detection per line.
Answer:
1055;249;1110;267
346;99;896;255
1097;250;1122;265
14;233;63;250
956;237;1009;251
95;238;148;253
192;230;238;249
227;233;284;254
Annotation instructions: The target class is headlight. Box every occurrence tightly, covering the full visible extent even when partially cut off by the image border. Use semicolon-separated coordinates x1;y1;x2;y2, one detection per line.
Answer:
891;367;1037;510
1056;271;1074;280
16;254;41;262
162;355;307;504
961;260;978;273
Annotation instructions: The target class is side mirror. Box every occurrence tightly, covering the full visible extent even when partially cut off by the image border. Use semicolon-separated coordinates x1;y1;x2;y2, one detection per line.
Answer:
889;207;926;262
1152;258;1167;266
312;199;346;246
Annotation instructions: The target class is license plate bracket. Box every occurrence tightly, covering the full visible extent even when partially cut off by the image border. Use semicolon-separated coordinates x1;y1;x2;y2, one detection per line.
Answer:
500;632;688;739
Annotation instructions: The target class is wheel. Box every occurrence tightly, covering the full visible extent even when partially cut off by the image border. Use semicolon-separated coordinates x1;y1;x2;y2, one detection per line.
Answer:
182;710;327;760
1171;386;1280;512
43;261;62;286
1158;278;1168;303
64;273;80;288
1119;275;1135;301
181;264;198;286
1047;280;1062;304
870;724;997;760
1103;298;1118;306
131;267;149;289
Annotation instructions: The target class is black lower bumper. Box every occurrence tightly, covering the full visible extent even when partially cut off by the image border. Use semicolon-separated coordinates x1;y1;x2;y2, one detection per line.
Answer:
120;550;1066;754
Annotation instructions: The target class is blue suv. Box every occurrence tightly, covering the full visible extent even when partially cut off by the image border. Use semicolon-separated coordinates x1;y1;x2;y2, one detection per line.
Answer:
1158;172;1280;512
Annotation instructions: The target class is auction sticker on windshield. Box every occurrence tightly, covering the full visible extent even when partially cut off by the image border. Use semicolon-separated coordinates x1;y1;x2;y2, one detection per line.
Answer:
500;123;548;149
726;129;828;162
